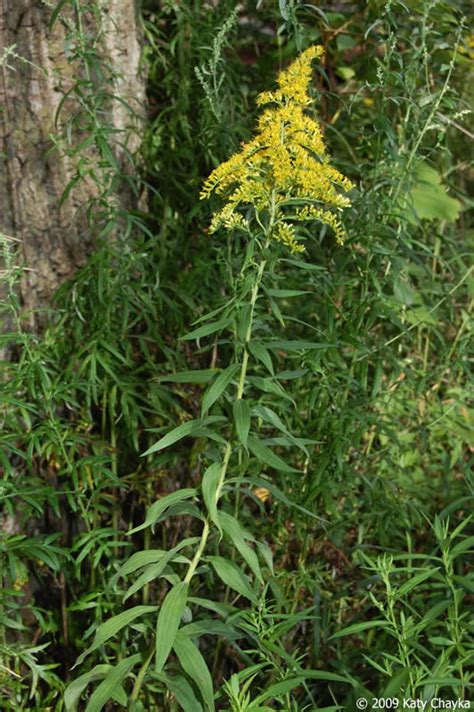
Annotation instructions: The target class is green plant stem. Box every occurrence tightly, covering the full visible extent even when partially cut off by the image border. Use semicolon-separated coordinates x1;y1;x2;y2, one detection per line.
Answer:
130;645;154;703
183;442;232;585
183;231;271;587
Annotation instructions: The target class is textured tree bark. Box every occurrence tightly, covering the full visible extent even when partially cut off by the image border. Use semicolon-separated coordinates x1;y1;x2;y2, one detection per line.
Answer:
0;0;145;328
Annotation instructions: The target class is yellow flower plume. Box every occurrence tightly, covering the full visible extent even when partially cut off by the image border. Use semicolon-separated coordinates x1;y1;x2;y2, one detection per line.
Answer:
200;45;354;253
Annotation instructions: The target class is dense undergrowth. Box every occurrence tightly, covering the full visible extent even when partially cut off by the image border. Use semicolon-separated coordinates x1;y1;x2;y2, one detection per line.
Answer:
0;0;473;710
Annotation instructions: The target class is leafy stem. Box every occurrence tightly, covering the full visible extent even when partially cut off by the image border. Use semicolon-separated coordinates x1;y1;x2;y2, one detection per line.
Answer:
184;227;272;587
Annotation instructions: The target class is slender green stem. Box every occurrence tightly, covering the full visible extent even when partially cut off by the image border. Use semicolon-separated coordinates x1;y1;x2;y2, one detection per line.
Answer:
130;645;154;703
183;230;272;587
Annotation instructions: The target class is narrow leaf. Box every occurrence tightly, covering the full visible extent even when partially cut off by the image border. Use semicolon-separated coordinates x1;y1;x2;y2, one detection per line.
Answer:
173;633;215;711
218;511;263;583
265;340;333;351
128;490;197;535
247;436;298;473
143;417;225;457
201;365;239;415
304;670;353;684
202;463;223;532
160;370;217;384
248;341;274;375
49;0;71;29
233;400;250;449
155;582;189;673
266;288;311;297
181;316;231;341
85;654;141;712
162;674;203;712
329;620;389;640
123;539;198;601
207;556;257;603
119;550;168;577
253;677;304;704
395;568;439;598
65;665;112;712
75;607;156;667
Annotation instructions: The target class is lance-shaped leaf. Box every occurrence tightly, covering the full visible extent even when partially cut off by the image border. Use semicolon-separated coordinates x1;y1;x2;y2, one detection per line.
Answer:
173;632;215;711
155;582;189;673
181;315;231;341
202;462;224;533
160;674;204;712
201;364;239;415
128;490;197;535
74;607;156;667
65;665;112;712
247;436;298;473
207;556;257;603
233;400;250;449
85;654;141;712
218;511;263;583
142;416;226;457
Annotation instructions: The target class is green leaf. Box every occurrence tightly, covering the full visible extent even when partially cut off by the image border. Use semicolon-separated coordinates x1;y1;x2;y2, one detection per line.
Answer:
84;654;141;712
405;306;437;326
383;668;409;697
160;370;217;384
143;417;225;456
123;540;198;602
161;674;204;712
180;619;240;640
119;550;169;577
218;511;263;583
248;341;274;375
128;490;197;535
265;340;333;351
75;607;156;667
252;405;309;455
182;316;231;341
237;305;252;341
393;277;419;306
155;582;189;673
265;288;311;298
233;400;250;449
395;568;438;598
188;597;235;617
207;556;257;603
405;162;461;223
420;676;467;686
253;677;304;704
65;665;112;712
304;670;353;684
247;436;298;473
329;620;389;640
450;535;474;558
173;632;215;711
248;376;293;404
428;636;456;646
201;365;239;415
202;463;223;532
49;0;72;29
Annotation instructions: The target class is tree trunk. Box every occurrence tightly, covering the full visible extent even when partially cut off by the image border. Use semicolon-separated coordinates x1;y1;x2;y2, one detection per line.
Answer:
0;0;145;328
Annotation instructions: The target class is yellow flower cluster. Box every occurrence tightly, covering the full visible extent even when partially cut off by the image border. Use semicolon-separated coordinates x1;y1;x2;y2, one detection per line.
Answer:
256;44;324;107
200;45;354;252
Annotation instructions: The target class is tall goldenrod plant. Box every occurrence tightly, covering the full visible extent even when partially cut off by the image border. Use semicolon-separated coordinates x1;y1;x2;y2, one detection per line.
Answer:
201;45;353;251
66;46;354;712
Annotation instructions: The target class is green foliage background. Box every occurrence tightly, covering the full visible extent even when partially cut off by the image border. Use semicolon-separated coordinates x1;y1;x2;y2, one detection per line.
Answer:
0;0;472;709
